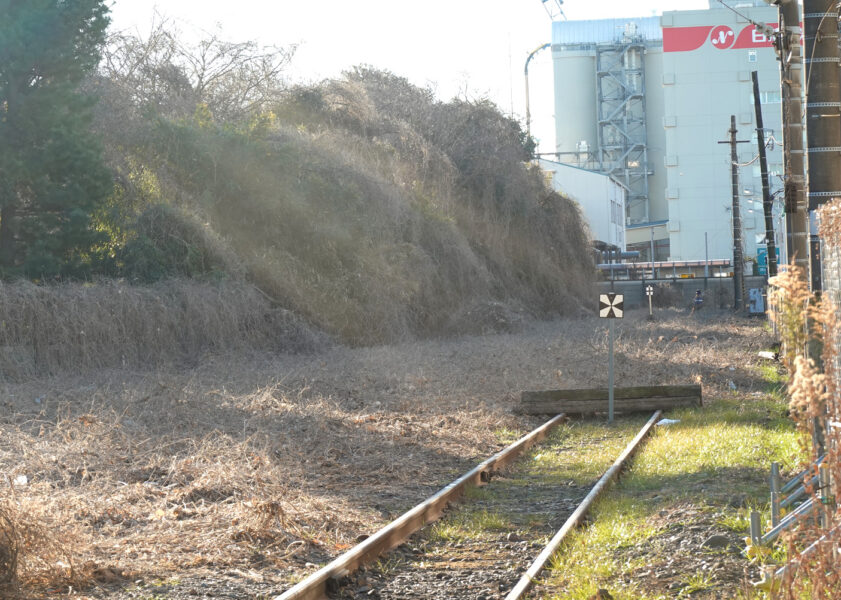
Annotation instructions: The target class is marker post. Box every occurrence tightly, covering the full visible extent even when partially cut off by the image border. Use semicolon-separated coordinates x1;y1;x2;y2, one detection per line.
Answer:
608;319;614;422
599;293;624;424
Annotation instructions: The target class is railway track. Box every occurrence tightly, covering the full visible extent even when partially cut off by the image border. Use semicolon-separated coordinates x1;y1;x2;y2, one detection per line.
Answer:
275;411;662;600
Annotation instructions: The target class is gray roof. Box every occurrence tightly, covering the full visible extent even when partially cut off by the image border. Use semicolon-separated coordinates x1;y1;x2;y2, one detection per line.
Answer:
552;17;662;46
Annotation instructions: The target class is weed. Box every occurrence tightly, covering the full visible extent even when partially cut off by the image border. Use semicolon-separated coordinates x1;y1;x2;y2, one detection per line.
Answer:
717;508;751;533
427;522;468;544
373;555;406;576
678;572;713;596
493;427;521;445
428;509;510;542
768;209;841;598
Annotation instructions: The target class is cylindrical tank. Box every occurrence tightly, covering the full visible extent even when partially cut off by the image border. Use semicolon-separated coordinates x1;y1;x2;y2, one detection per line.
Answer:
553;47;598;160
624;47;643;93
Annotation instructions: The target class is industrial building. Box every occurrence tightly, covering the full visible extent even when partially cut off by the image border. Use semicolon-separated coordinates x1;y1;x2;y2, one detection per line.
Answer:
538;158;627;251
551;0;784;266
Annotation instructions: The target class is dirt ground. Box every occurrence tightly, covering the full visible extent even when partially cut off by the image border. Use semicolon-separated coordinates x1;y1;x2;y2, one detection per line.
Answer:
0;307;774;598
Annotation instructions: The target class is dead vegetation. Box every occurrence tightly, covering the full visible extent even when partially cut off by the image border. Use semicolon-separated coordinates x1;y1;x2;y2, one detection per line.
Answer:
0;308;773;598
0;279;325;378
766;200;841;598
93;44;595;344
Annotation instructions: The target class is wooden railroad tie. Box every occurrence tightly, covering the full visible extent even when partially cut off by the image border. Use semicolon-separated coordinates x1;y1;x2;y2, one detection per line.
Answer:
518;384;702;415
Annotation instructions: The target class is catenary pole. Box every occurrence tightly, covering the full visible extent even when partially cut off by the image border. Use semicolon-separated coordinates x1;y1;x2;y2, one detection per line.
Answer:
767;0;810;274
752;71;779;277
803;0;841;291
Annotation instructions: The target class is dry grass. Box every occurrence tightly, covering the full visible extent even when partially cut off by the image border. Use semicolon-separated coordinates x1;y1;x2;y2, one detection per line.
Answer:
0;279;325;378
0;308;771;597
0;503;18;584
98;68;595;346
766;200;841;599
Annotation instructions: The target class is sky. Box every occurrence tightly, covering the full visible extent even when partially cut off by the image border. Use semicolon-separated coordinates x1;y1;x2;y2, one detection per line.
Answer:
107;0;710;153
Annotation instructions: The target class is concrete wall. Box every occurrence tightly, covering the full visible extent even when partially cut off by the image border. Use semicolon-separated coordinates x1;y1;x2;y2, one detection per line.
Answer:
597;275;768;309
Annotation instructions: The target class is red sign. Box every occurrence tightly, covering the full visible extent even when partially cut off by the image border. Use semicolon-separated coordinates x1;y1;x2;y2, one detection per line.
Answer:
709;25;736;49
663;23;777;52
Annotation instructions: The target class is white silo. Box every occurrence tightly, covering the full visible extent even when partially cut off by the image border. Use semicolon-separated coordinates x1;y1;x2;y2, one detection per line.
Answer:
552;46;597;165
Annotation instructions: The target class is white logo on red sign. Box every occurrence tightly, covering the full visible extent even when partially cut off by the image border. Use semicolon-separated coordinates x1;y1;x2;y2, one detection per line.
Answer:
710;25;735;49
664;23;778;53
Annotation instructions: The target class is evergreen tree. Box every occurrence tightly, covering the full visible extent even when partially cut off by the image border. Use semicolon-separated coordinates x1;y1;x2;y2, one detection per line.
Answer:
0;0;111;278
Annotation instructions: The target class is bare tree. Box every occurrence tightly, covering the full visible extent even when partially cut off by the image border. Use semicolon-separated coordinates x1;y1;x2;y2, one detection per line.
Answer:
99;16;296;124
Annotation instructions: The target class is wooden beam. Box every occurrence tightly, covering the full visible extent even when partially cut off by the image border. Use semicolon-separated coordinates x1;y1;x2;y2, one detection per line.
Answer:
519;385;701;415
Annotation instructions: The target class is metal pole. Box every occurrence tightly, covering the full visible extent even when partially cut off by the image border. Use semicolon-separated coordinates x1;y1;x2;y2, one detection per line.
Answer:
750;510;763;545
752;70;779;277
650;227;655;264
705;232;710;278
803;0;841;291
771;461;781;527
608;319;615;424
819;464;833;529
775;0;810;273
524;43;550;141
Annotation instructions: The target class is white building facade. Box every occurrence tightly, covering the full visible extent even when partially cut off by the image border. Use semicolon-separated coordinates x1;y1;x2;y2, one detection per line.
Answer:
551;0;784;264
539;159;627;251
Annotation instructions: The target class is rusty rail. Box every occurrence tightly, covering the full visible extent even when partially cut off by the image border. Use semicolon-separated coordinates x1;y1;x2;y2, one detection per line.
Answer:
273;412;568;600
504;410;663;600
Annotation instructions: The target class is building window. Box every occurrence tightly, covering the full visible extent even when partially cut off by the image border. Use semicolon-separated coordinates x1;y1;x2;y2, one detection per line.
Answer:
748;50;757;63
750;91;782;105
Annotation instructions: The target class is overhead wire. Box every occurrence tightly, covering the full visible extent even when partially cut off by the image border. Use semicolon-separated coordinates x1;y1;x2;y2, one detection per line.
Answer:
734;137;777;167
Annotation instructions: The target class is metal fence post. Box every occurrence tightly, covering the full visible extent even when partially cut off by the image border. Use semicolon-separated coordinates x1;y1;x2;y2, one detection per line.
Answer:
750;510;763;545
771;462;781;527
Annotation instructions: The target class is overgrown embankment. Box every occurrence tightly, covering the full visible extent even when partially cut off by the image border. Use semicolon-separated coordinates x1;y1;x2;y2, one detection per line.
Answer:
90;66;594;348
4;17;597;373
0;309;776;598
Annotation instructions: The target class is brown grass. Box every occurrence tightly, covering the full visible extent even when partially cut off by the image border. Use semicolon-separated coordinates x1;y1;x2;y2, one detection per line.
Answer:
767;199;841;598
0;279;326;379
97;67;595;346
0;307;772;597
0;503;18;585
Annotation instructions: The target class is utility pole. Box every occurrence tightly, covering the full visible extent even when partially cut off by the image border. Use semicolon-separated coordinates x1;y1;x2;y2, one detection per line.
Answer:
719;116;751;311
752;71;779;277
772;0;810;274
803;0;841;291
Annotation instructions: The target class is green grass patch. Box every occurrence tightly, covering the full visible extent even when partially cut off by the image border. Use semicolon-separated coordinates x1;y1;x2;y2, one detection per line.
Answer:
756;362;786;387
493;426;522;445
716;507;752;533
677;572;714;597
541;390;800;599
425;418;645;551
526;419;648;486
427;508;511;543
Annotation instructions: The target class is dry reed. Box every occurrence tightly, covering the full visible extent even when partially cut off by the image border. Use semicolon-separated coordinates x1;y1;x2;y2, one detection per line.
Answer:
0;279;326;380
767;200;841;598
